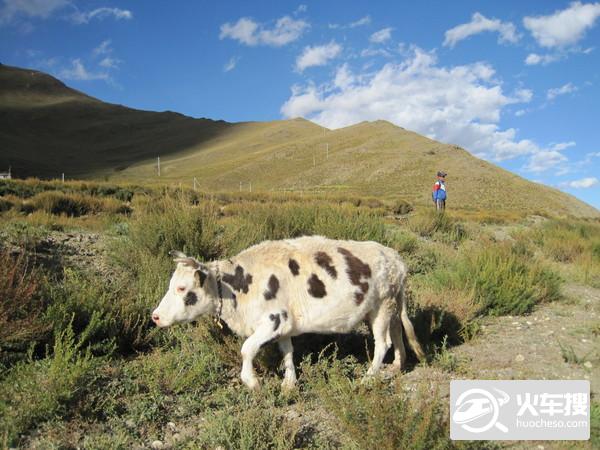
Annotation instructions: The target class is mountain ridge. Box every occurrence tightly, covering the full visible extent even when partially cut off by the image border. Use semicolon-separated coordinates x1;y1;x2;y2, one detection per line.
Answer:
0;64;597;217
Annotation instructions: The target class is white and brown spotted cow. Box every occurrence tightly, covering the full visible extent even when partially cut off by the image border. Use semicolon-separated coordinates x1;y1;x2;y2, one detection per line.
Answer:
152;236;425;389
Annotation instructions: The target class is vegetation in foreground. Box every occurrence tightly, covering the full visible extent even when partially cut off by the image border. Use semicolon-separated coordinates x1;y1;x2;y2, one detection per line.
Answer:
0;178;598;449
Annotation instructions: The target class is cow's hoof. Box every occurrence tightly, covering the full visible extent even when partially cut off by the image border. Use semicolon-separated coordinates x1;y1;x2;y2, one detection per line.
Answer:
281;378;297;391
242;375;260;390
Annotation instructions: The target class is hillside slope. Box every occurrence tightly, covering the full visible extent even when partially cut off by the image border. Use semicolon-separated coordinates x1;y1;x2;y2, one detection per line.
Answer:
0;64;597;217
0;64;232;178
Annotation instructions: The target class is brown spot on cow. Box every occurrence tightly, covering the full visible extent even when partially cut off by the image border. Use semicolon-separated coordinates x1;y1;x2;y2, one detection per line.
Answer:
288;258;300;276
264;274;280;300
222;265;253;294
338;247;372;304
315;251;337;279
184;291;198;306
269;313;281;331
307;273;327;298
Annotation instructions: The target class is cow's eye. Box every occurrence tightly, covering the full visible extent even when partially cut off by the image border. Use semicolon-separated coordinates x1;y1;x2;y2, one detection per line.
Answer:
176;286;186;294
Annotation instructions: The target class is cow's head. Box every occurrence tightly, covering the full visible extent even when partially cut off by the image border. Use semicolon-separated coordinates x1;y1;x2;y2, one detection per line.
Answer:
151;251;215;327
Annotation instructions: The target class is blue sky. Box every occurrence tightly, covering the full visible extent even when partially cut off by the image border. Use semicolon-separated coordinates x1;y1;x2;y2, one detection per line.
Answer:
1;1;600;209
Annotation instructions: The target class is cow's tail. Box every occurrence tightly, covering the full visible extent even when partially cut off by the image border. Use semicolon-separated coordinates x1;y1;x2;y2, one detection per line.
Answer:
398;282;425;361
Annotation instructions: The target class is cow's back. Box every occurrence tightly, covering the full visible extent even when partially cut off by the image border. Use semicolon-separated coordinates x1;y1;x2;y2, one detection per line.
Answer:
228;236;405;334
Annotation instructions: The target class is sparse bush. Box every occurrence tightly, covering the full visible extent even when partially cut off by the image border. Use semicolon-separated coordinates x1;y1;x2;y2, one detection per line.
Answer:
390;198;413;215
408;210;467;244
300;352;456;450
31;191;102;216
221;201;388;255
423;243;562;317
0;324;100;446
0;197;14;212
0;250;50;368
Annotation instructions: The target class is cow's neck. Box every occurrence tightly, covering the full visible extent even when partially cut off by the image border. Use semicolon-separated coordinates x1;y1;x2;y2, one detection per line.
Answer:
208;259;245;335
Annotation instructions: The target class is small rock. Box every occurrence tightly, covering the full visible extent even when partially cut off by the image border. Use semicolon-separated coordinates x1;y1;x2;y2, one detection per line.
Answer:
537;445;545;450
167;422;177;432
172;433;181;442
125;419;135;428
584;361;593;369
515;354;525;362
545;317;550;321
284;409;301;420
581;339;588;343
561;327;566;330
151;441;164;450
215;446;226;450
511;321;519;325
516;326;522;330
526;321;533;326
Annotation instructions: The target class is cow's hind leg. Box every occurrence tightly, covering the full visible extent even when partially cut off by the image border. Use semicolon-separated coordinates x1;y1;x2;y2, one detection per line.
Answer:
278;337;297;390
389;314;407;370
366;298;394;376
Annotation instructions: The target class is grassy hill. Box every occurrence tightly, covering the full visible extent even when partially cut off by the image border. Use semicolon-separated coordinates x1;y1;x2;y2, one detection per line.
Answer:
1;63;598;217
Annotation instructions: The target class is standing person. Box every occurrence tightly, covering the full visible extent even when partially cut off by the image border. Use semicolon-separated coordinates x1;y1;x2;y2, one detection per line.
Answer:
432;171;447;211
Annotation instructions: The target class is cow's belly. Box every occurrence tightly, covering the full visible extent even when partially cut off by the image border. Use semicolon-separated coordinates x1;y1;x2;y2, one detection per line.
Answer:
292;295;373;334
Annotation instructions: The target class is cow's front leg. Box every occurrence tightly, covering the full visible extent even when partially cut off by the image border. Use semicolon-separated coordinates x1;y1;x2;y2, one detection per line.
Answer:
278;337;296;390
240;314;283;389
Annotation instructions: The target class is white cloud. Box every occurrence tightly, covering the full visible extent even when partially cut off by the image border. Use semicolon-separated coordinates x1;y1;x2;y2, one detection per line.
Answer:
282;47;542;162
561;177;599;188
515;109;527;116
59;58;108;81
547;82;578;100
360;48;392;58
223;56;239;72
443;12;519;48
71;7;132;24
523;2;600;48
0;0;68;23
550;141;576;151
329;15;371;29
0;1;133;26
220;15;308;47
93;39;112;56
524;52;561;65
370;27;393;43
523;150;569;173
99;56;119;69
295;41;342;72
333;63;355;89
295;4;307;14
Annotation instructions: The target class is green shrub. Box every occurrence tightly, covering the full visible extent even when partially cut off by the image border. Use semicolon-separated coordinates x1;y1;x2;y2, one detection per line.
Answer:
0;324;100;446
45;268;157;354
408;210;467;244
221;201;387;256
390;198;413;215
425;243;562;316
300;353;457;450
0;197;14;212
196;386;299;450
0;250;50;368
127;193;223;260
30;191;102;216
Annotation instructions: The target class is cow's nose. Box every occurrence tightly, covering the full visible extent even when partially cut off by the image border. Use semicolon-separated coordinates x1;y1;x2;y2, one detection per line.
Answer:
152;313;160;323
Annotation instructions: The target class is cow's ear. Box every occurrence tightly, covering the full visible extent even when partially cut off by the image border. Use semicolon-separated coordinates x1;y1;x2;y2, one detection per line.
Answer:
173;256;201;268
194;268;208;287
